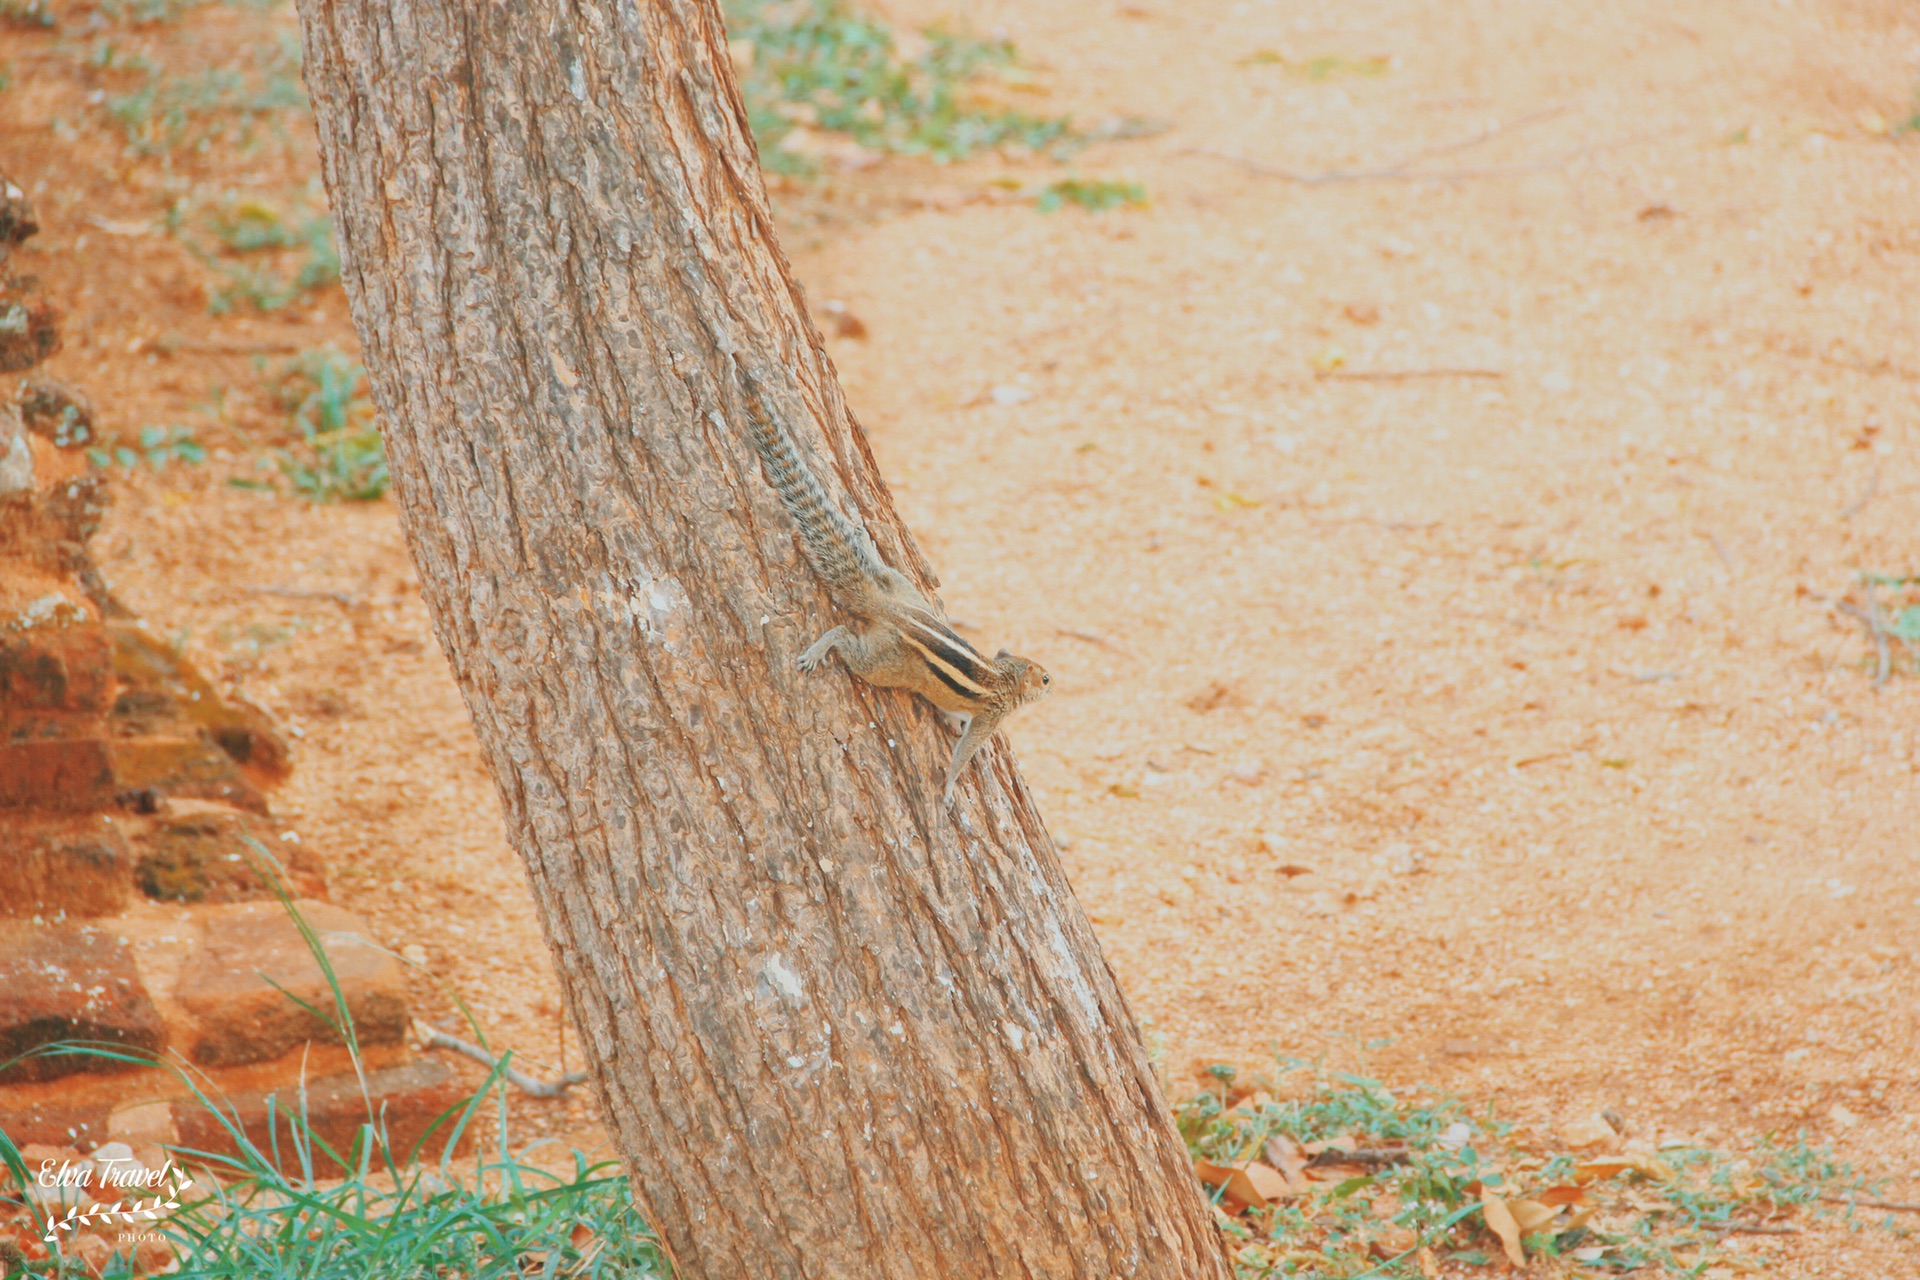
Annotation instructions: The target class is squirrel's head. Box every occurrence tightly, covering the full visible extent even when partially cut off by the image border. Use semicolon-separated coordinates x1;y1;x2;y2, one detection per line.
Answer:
996;650;1053;706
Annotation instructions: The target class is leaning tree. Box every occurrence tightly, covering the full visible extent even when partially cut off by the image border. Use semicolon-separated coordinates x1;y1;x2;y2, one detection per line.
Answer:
291;2;1231;1276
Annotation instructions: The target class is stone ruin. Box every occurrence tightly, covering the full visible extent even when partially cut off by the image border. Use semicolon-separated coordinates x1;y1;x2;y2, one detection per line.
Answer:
0;179;472;1243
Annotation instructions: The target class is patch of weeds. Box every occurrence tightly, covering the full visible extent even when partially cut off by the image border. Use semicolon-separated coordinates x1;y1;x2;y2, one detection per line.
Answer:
1826;572;1919;685
1178;1057;1893;1278
724;0;1071;174
165;187;340;313
0;875;667;1279
205;200;339;312
1035;176;1145;212
92;0;202;24
102;38;307;156
86;423;206;474
85;39;153;72
0;0;53;29
252;348;389;502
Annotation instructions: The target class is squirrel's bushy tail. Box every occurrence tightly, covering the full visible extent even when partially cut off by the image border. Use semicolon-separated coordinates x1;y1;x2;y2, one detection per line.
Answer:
737;370;888;611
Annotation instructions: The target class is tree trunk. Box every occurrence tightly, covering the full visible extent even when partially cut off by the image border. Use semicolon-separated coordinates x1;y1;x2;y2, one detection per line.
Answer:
291;3;1230;1277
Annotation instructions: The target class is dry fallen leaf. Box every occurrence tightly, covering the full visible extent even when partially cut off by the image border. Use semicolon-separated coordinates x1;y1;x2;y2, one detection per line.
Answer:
1369;1225;1418;1259
1263;1136;1314;1193
1576;1151;1675;1183
1480;1188;1526;1268
1506;1198;1559;1234
1244;1160;1295;1202
1418;1244;1441;1278
1186;681;1244;714
1194;1159;1277;1212
1538;1183;1588;1207
1561;1112;1622;1151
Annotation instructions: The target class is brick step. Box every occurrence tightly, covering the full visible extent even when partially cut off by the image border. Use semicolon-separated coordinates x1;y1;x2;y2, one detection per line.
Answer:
3;1047;472;1175
0;900;408;1083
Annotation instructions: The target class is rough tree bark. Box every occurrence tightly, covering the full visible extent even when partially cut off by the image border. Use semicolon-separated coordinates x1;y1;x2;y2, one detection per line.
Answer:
292;3;1231;1277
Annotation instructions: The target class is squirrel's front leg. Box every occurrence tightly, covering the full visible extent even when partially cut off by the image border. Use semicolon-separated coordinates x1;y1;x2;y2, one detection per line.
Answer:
943;709;1005;804
797;625;853;672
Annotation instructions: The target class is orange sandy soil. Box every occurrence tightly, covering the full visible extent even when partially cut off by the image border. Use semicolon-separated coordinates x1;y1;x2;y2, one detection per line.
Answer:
4;0;1918;1273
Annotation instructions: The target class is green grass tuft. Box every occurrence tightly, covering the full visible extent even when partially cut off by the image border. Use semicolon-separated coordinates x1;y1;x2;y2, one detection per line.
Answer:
1035;177;1145;213
1;863;665;1279
86;423;207;474
255;348;389;502
724;0;1070;174
0;0;53;29
1178;1056;1892;1278
102;39;307;156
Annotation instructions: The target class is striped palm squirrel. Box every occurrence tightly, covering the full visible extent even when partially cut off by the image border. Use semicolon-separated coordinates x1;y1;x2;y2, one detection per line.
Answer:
733;365;1050;803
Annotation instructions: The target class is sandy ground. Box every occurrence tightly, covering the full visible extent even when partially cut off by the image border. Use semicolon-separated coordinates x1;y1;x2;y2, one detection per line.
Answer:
4;0;1918;1273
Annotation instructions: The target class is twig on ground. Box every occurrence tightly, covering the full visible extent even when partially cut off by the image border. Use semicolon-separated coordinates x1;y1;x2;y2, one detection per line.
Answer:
1185;125;1665;187
1702;529;1736;575
1832;603;1890;687
1840;461;1879;520
1709;1221;1802;1236
1056;628;1113;647
1305;1147;1413;1170
248;585;363;608
1316;367;1506;382
1395;106;1569;163
1832;577;1896;689
1183;106;1565;185
1056;626;1136;659
414;1019;591;1099
1819;1192;1920;1215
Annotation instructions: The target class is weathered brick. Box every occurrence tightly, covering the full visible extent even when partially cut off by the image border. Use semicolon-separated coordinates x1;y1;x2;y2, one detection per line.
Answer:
0;816;131;917
175;900;407;1067
18;378;96;451
0;179;38;248
0;737;116;810
171;1057;471;1175
108;735;267;814
0;596;111;713
0;1094;112;1149
0;287;59;373
0;923;165;1083
134;810;325;904
109;621;291;785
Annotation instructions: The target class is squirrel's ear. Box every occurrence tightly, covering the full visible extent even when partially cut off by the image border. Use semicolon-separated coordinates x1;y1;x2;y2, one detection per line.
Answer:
995;648;1013;659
